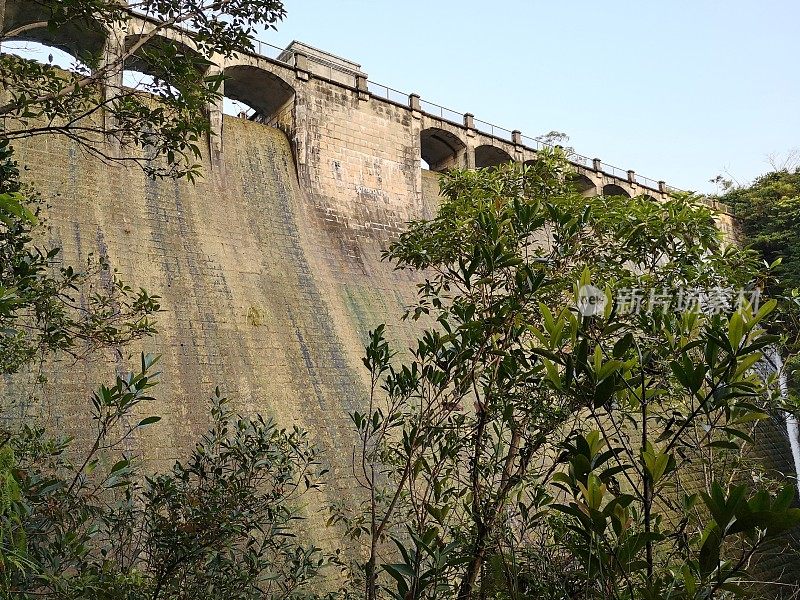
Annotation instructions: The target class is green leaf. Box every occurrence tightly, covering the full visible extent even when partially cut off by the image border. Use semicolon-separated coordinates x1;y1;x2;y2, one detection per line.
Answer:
708;440;739;451
728;312;745;350
733;353;762;379
753;298;777;324
699;525;722;576
110;459;129;474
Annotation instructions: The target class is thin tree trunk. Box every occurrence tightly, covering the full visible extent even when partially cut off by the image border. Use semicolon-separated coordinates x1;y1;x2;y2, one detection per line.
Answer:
458;529;489;600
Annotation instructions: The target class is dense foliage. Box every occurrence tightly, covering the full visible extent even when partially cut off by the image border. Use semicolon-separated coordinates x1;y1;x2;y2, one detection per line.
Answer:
335;156;800;600
0;357;332;599
720;169;800;295
718;169;800;397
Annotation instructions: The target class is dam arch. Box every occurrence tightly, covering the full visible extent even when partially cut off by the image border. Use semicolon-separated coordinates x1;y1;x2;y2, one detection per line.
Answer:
123;32;207;83
475;144;513;168
602;183;631;197
420;127;466;172
222;63;295;125
569;173;598;196
0;2;107;63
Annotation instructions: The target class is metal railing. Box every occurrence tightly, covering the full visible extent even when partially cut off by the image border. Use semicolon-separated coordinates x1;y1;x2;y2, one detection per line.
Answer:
520;135;548;152
636;173;661;190
252;39;293;63
602;163;629;180
474;118;514;141
419;99;463;125
363;79;679;194
366;81;407;105
569;153;594;170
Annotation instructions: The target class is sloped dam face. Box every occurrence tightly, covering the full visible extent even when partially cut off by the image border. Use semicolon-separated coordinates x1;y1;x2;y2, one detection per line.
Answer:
4;117;440;541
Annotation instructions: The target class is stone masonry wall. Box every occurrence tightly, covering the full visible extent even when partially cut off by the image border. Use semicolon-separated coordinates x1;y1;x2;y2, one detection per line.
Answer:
4;117;442;548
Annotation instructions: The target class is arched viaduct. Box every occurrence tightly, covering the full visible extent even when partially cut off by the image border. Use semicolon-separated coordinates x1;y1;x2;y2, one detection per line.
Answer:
0;0;730;230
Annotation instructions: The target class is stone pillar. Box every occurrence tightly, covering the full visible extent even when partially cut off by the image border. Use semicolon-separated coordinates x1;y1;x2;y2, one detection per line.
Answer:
100;25;125;134
409;97;423;208
627;169;636;183
658;180;667;193
464;113;476;169
206;63;225;168
464;112;475;130
592;158;602;172
293;94;308;172
511;130;523;162
356;75;369;101
295;52;310;81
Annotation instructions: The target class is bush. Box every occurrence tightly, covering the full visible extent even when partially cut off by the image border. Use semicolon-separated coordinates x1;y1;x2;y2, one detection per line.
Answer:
0;357;333;599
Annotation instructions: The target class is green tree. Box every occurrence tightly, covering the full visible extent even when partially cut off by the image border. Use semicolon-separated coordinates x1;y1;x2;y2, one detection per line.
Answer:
142;391;330;600
717;169;800;396
339;157;800;600
720;169;800;294
1;358;332;599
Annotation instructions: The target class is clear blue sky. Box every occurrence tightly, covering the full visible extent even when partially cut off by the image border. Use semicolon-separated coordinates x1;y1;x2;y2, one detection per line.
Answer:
262;0;800;193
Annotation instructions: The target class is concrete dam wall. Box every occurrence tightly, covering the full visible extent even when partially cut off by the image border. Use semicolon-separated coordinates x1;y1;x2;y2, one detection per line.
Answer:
8;117;438;503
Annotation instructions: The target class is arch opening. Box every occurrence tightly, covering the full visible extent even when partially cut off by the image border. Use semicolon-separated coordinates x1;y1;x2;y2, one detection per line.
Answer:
475;144;513;169
1;3;106;65
121;69;182;98
122;33;207;98
222;64;295;126
420;127;465;172
568;173;597;196
223;96;258;119
0;40;90;74
602;183;631;198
